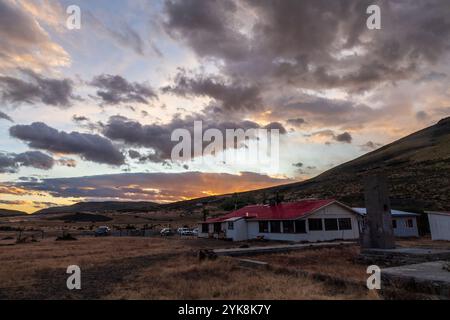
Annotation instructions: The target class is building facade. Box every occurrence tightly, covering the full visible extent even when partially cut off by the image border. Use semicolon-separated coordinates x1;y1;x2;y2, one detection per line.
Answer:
426;211;450;241
353;208;420;238
199;199;362;242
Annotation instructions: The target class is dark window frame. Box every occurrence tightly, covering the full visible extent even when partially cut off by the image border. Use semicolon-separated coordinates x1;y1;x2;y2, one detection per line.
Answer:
338;218;352;230
228;221;234;230
406;219;413;228
392;219;397;229
324;218;339;231
213;222;221;233
259;221;269;233
270;221;281;233
202;223;209;233
295;220;306;234
308;218;323;231
283;221;295;233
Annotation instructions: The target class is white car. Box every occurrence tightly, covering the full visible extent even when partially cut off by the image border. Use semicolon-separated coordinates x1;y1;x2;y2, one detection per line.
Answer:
178;227;194;236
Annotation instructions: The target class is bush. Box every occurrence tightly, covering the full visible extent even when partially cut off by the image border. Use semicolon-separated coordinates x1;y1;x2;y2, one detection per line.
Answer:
56;233;77;241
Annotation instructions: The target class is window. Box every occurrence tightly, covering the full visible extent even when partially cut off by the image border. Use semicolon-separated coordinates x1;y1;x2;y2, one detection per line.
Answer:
295;220;306;233
406;219;413;228
214;223;221;233
270;221;281;233
283;221;295;233
338;218;352;230
308;218;323;231
324;218;339;231
228;222;234;230
259;221;269;233
392;219;397;229
202;223;209;233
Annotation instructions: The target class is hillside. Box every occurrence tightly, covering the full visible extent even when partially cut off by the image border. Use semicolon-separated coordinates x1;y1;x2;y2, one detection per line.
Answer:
0;208;28;217
34;201;159;215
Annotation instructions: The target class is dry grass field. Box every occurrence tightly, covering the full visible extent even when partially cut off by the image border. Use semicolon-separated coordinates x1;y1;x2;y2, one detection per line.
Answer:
0;235;379;300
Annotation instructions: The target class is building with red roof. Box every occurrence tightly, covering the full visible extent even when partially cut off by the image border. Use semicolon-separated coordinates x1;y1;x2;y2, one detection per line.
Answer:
198;199;363;242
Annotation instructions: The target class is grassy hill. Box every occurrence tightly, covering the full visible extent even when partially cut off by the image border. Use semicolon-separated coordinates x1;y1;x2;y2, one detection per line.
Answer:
34;201;159;215
0;208;28;217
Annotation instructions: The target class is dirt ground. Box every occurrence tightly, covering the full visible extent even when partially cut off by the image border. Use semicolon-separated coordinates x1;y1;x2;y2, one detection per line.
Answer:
0;236;379;300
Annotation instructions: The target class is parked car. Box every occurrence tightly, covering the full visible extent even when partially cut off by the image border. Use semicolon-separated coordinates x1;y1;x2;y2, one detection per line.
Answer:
160;228;174;236
94;226;111;237
192;228;199;236
177;227;191;235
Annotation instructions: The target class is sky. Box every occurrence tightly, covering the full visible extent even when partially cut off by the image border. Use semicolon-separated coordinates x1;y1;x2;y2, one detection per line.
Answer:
0;0;449;213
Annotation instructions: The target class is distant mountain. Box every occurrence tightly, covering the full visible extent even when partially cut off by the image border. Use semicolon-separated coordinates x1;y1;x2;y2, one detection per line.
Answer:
33;201;159;215
0;208;28;217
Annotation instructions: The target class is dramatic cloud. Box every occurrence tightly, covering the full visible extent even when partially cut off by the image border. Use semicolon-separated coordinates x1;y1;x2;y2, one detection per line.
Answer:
0;151;54;173
90;74;157;105
286;118;305;127
103;115;286;163
0;69;75;107
360;141;383;151
334;132;352;144
162;70;262;111
0;0;70;72
72;115;89;123
15;171;293;202
0;110;13;122
163;0;450;92
9;122;125;166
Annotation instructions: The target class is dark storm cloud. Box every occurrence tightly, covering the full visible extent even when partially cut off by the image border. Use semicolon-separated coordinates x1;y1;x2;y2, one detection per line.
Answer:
0;69;75;107
162;70;262;111
14;171;292;202
286;118;305;127
274;95;378;127
9;122;125;166
103;115;286;163
309;129;352;144
0;110;13;122
14;151;54;170
163;0;450;93
0;151;54;173
72;115;89;123
90;74;157;105
360;141;383;151
334;132;352;144
164;0;247;61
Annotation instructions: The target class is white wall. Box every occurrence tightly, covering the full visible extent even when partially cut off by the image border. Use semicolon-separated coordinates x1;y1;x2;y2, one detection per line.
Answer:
224;218;248;241
428;213;450;241
392;217;419;237
246;203;361;242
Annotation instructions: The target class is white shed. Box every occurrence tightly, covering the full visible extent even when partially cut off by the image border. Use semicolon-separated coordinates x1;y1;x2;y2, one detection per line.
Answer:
353;208;420;238
426;211;450;241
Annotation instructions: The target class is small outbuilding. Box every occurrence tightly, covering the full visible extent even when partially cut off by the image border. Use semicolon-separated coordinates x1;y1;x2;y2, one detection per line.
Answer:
426;211;450;241
198;199;362;242
353;208;420;238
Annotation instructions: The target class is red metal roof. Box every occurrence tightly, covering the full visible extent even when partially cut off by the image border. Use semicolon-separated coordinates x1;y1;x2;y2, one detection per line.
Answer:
203;199;336;223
